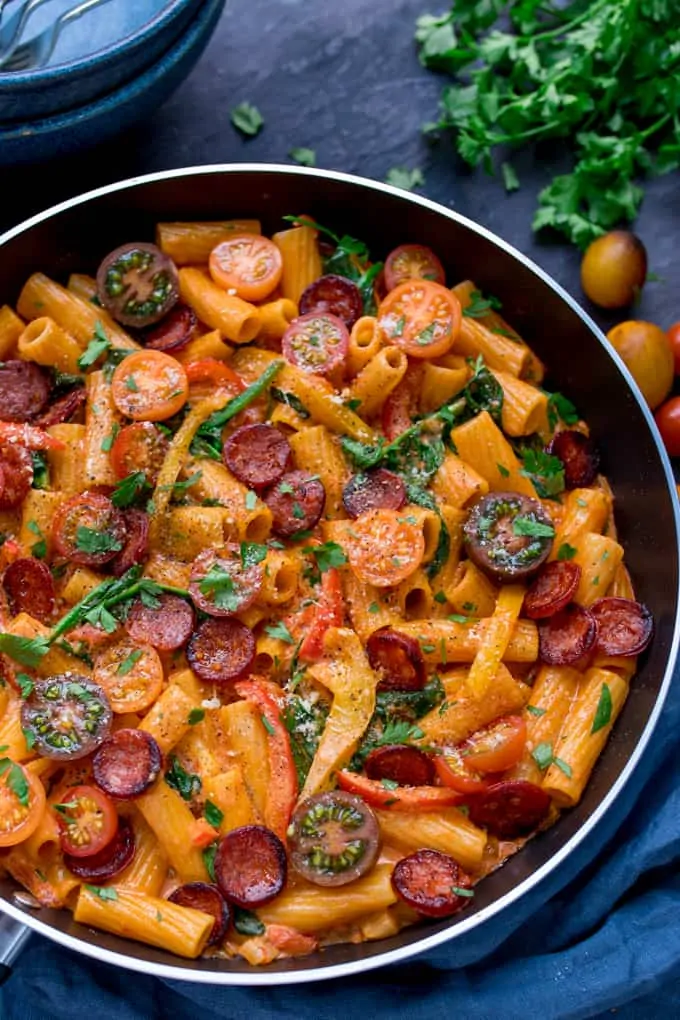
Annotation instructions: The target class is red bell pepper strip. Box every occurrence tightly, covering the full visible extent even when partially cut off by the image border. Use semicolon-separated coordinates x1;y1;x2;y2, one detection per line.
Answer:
336;770;462;811
299;567;345;663
234;678;298;839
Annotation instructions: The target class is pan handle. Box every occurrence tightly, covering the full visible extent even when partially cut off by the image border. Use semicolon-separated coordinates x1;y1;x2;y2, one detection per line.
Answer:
0;913;30;985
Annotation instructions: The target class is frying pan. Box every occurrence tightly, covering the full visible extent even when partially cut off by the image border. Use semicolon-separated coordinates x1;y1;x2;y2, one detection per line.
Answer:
0;165;677;985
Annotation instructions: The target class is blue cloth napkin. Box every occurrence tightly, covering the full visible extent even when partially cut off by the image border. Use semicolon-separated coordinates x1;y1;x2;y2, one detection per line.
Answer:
2;667;679;1020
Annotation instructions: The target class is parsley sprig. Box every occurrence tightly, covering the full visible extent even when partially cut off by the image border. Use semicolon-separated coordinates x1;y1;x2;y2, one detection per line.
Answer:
0;567;189;668
415;0;680;248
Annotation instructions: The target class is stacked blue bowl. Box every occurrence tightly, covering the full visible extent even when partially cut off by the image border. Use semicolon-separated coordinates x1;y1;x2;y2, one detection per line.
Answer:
0;0;226;164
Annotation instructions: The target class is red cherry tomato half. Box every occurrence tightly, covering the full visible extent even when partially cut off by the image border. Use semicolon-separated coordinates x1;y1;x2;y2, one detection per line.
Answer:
282;312;349;376
110;422;169;486
384;244;446;292
377;280;461;359
433;746;489;795
460;715;527;774
654;396;680;457
56;784;118;858
666;322;680;376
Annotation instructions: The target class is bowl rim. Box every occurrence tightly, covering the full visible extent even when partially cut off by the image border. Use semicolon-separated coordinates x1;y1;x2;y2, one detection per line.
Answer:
0;163;678;985
0;0;222;142
0;0;201;88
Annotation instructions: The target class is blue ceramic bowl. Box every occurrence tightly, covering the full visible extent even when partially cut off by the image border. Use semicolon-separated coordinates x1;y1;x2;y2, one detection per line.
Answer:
0;0;204;122
0;0;225;164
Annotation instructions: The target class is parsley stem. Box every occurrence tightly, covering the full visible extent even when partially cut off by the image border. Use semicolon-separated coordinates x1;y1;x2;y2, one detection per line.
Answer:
517;0;608;43
197;360;284;439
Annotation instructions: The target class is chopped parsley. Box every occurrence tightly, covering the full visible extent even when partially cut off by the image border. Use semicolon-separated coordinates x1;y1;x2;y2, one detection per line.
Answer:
591;683;613;734
75;527;123;556
116;649;143;676
84;885;118;902
513;517;555;539
204;800;224;829
111;471;150;509
188;708;205;725
230;102;264;137
164;756;201;801
199;564;241;613
557;543;578;561
289;147;316;167
27;520;47;560
526;705;547;718
265;621;296;644
0;758;30;806
463;289;502;319
302;541;347;573
385;167;425;191
245;490;258;510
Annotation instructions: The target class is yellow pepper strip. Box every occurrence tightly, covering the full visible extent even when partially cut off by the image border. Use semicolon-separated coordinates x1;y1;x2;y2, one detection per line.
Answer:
148;394;225;547
303;627;379;799
466;584;526;698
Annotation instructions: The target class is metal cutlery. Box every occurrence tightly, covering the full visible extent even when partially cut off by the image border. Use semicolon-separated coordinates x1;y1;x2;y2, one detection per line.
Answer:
0;0;113;72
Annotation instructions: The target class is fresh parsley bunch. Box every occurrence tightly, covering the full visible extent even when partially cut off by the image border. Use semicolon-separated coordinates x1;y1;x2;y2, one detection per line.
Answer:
416;0;680;247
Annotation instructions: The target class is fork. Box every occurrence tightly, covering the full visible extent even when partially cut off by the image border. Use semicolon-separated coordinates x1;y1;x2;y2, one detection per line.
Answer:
0;0;113;72
0;0;55;61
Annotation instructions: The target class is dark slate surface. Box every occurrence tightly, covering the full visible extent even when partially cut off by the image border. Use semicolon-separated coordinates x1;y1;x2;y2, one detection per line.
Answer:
0;0;678;336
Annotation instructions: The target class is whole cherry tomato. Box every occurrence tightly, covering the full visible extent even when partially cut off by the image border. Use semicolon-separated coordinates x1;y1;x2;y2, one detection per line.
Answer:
654;396;680;457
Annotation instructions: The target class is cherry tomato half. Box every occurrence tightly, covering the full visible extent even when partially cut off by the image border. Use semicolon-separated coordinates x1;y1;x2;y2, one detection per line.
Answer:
56;784;118;858
282;312;349;376
384;244;446;292
378;280;461;359
112;350;189;422
654;396;680;457
93;638;164;715
52;493;127;567
185;359;245;400
460;715;527;774
96;242;179;328
209;235;283;302
110;421;169;486
345;509;425;587
666;323;680;376
0;760;46;847
433;747;489;795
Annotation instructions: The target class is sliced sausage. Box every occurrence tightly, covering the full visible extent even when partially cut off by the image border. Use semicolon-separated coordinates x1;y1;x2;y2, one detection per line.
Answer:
222;423;292;491
262;470;326;538
466;779;551;839
464;492;554;583
548;430;600;489
287;792;380;887
523;561;581;619
366;627;426;691
299;275;363;329
34;387;86;428
391;849;473;917
92;729;162;799
3;558;55;622
109;509;149;577
342;469;406;518
538;603;597;665
64;817;135;882
0;443;33;509
142;302;197;351
214;825;287;907
365;745;435;786
168;882;230;945
125;593;195;652
189;547;263;617
590;597;653;656
187;617;256;685
0;360;51;422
